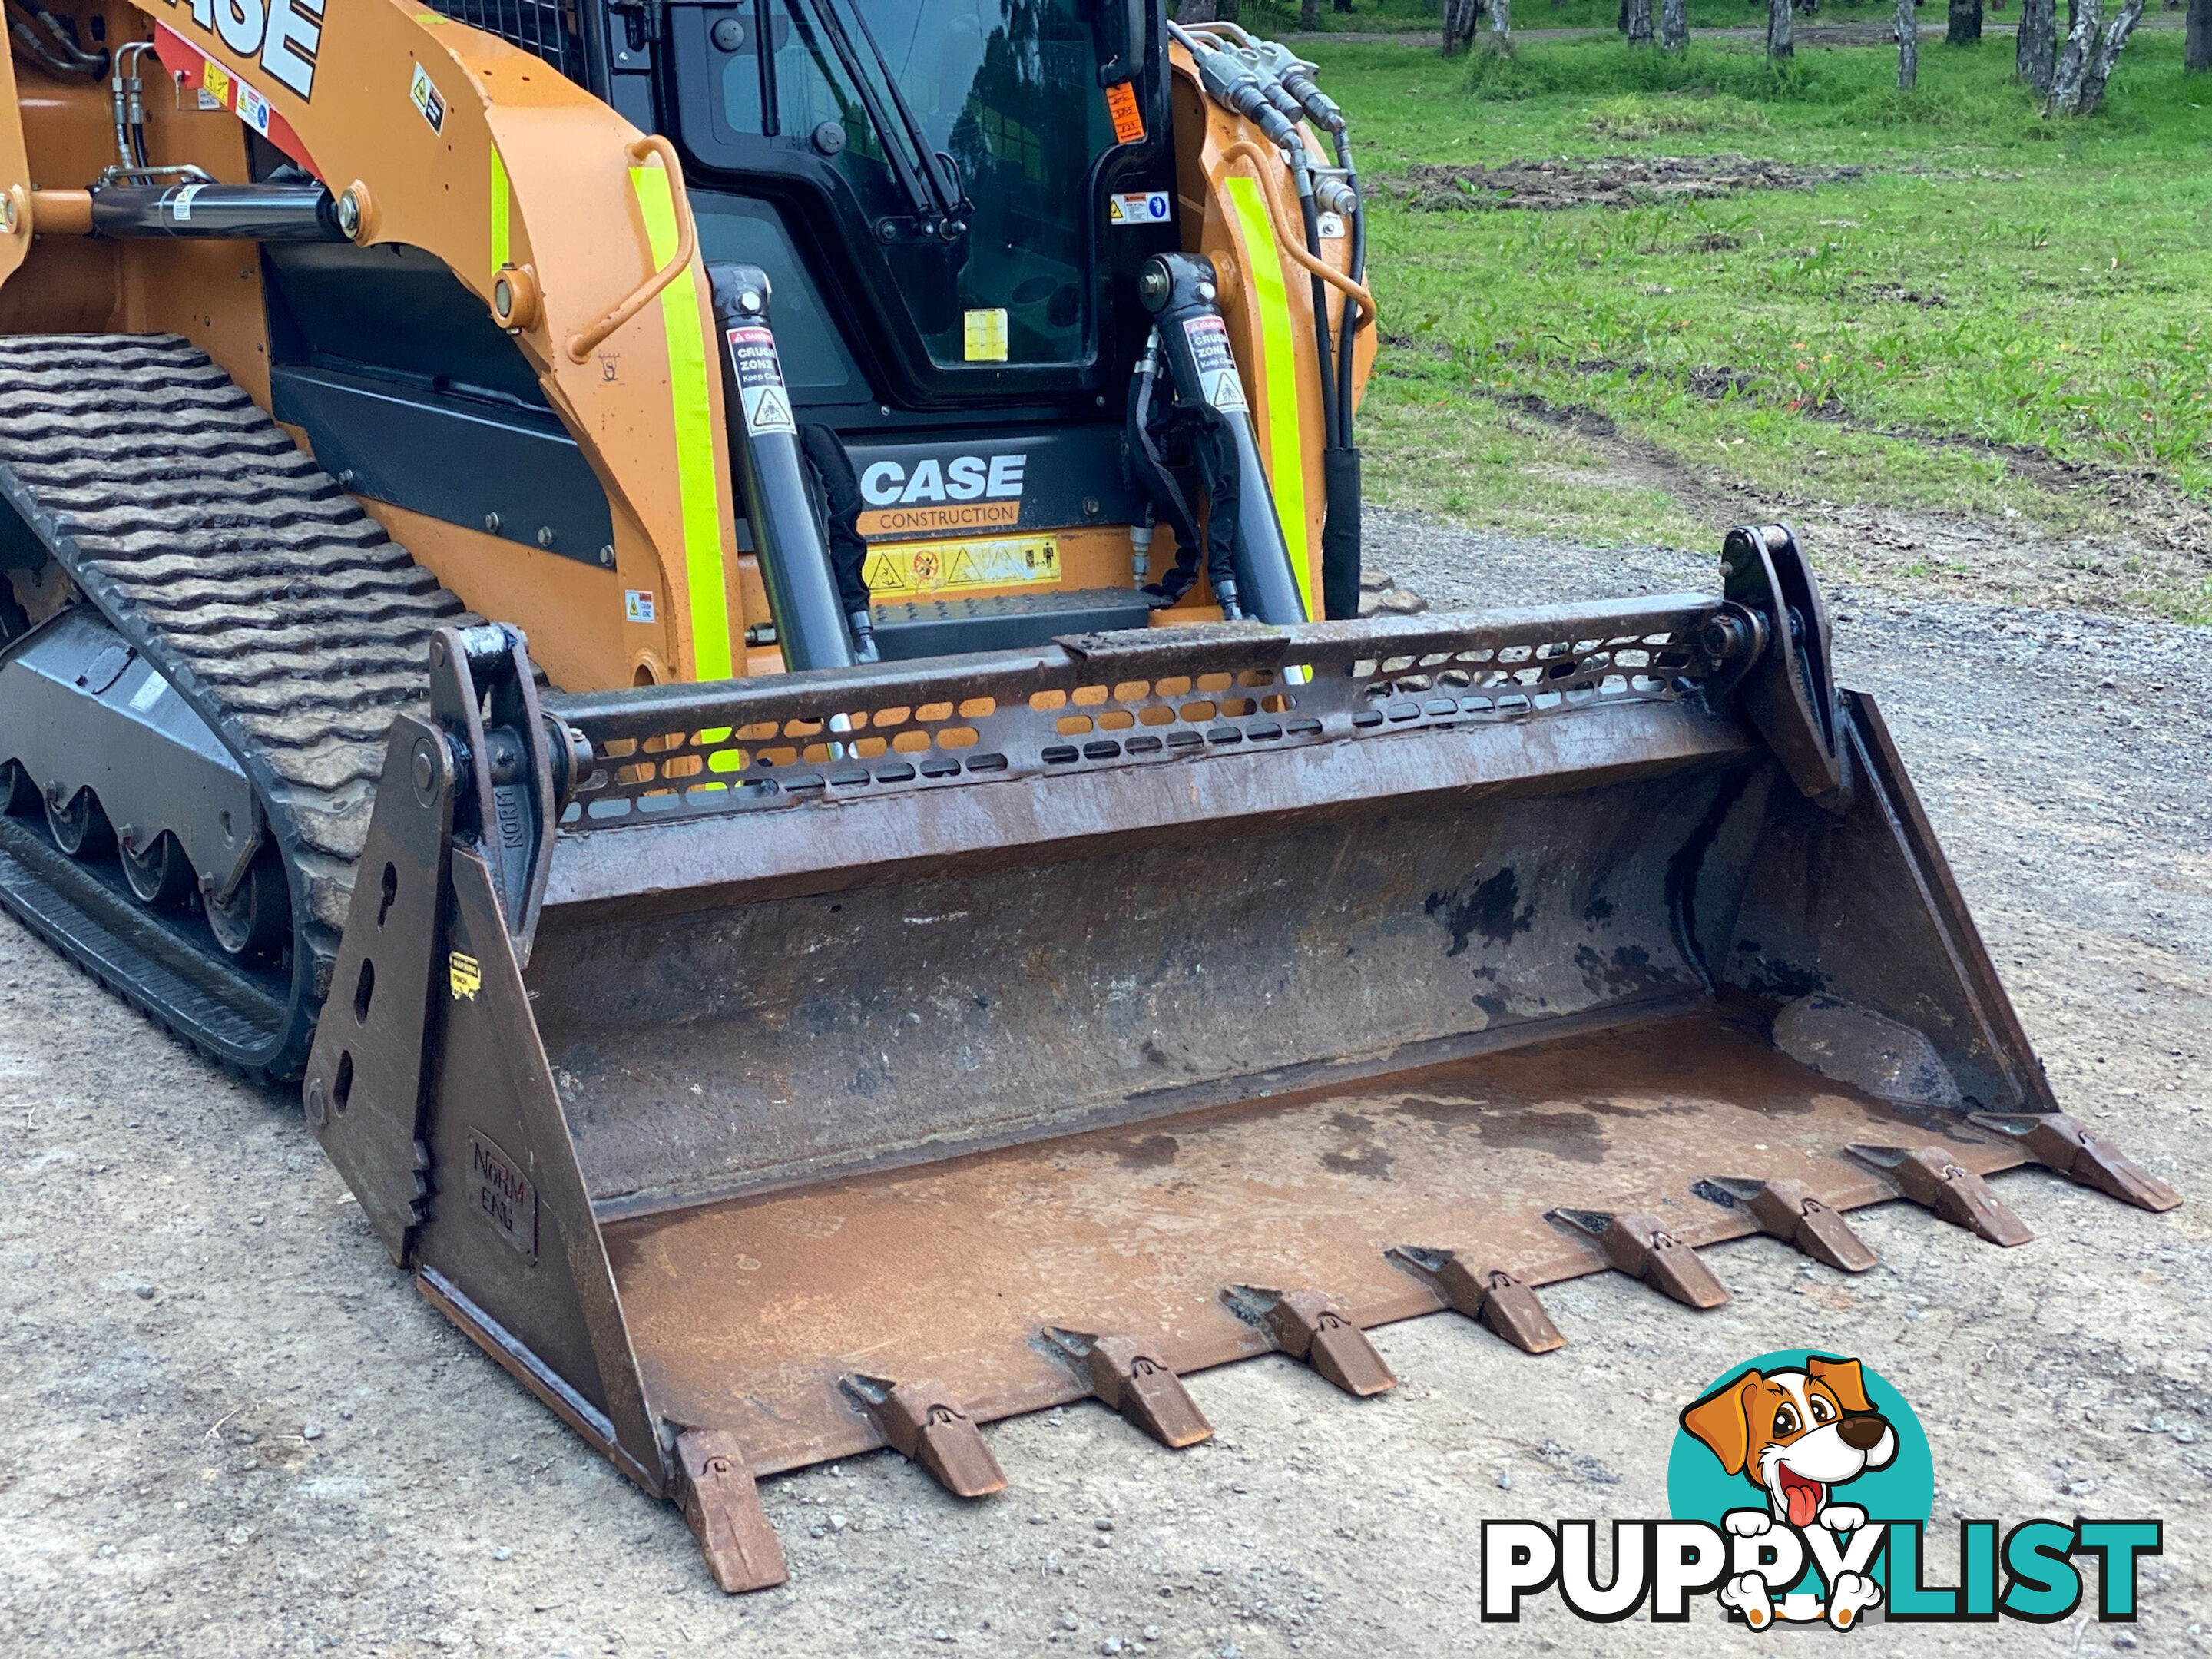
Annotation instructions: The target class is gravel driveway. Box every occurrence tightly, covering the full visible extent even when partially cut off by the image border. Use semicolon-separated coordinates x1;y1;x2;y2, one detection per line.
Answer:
1;510;2204;1657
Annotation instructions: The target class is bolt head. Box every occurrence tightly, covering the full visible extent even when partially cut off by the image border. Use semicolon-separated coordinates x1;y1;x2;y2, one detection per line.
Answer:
411;737;439;803
335;188;363;240
1700;613;1752;663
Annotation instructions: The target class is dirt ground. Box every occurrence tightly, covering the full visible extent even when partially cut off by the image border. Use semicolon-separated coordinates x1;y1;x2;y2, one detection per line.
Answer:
1;512;2207;1657
1387;154;1868;211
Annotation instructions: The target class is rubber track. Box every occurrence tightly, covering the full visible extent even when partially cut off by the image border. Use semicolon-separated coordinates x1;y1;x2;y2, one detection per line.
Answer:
0;333;472;1077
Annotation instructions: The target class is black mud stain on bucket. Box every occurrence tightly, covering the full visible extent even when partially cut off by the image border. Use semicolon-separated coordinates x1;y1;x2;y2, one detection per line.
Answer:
1113;1133;1181;1170
1426;868;1535;957
1572;942;1677;998
1478;1108;1610;1164
1320;1111;1395;1179
1394;1096;1611;1164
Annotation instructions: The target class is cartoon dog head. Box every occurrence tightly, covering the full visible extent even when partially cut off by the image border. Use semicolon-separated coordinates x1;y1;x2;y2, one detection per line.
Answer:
1680;1355;1898;1530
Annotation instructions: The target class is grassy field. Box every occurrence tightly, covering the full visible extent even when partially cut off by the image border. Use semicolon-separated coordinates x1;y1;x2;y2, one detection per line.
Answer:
1235;0;1911;35
1313;30;2212;619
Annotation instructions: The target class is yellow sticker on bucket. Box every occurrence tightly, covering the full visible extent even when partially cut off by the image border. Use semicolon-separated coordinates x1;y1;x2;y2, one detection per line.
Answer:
449;951;482;1001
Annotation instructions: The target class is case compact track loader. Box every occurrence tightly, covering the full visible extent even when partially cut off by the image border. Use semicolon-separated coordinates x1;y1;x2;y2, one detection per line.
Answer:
0;0;2177;1593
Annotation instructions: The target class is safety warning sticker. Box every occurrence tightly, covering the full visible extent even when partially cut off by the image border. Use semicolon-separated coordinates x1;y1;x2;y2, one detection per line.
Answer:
236;81;272;136
864;535;1059;598
448;950;482;1001
1181;313;1248;413
725;326;797;436
410;61;446;135
1109;190;1171;227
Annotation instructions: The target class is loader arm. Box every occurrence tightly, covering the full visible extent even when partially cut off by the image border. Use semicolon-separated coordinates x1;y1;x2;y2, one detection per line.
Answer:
121;0;743;683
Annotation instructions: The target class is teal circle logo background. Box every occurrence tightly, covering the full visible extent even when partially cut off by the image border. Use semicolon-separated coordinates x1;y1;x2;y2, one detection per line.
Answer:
1668;1349;1933;1585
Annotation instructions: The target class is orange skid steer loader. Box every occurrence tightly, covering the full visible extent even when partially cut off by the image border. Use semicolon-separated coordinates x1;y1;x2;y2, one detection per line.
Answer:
0;0;2176;1592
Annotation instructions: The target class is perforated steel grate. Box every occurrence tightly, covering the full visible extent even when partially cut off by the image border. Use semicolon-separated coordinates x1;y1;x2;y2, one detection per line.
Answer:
547;601;1729;830
425;0;592;84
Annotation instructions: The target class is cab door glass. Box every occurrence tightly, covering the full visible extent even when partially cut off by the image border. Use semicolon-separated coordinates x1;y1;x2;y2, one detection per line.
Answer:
710;0;1118;372
689;192;868;399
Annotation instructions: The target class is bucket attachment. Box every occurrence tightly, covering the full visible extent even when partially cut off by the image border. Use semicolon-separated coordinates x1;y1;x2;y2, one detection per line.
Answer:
300;527;2178;1591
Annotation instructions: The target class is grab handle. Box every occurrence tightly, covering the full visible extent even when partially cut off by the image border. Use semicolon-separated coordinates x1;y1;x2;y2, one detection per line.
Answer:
565;135;697;363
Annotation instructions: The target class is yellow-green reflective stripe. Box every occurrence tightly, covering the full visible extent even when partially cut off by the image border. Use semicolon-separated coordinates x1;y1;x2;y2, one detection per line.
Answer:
630;164;733;681
488;144;510;273
1223;174;1311;616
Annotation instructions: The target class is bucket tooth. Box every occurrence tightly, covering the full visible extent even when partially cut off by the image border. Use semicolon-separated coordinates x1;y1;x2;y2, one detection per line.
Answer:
674;1429;789;1594
1967;1112;2182;1214
1846;1144;2033;1246
1694;1177;1878;1273
1225;1286;1396;1397
1041;1329;1212;1449
841;1376;1008;1498
1548;1210;1730;1309
1386;1248;1566;1353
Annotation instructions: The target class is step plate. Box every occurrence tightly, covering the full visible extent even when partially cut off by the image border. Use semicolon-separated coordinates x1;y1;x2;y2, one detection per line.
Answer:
869;588;1155;661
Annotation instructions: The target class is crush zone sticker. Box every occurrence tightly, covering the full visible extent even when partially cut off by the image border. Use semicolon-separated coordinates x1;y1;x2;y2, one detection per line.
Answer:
724;326;796;436
1182;313;1247;413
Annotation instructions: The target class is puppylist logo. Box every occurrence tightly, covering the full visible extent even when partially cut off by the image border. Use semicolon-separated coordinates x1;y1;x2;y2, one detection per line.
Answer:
1482;1349;2163;1630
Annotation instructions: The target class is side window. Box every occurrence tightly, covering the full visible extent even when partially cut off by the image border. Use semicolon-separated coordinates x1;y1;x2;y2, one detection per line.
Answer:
690;194;870;402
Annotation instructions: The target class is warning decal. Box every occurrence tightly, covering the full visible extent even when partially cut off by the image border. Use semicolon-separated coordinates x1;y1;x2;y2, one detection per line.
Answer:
1109;190;1171;227
725;326;797;436
864;535;1059;598
1181;314;1248;413
410;61;446;135
449;951;482;1000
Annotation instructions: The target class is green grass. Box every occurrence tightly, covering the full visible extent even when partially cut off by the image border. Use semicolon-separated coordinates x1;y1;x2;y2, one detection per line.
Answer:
1308;31;2212;618
1225;0;1908;35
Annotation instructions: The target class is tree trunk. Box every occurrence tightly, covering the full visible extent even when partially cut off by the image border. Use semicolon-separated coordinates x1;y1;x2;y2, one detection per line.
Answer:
1948;0;1984;38
1492;0;1512;42
1627;0;1655;41
2018;0;2057;84
1442;0;1483;52
2075;0;2148;108
2047;0;2101;108
1301;0;1322;28
2187;0;2211;68
1177;0;1218;22
1661;0;1689;47
1769;0;1795;55
1620;0;1631;31
1897;0;1921;82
